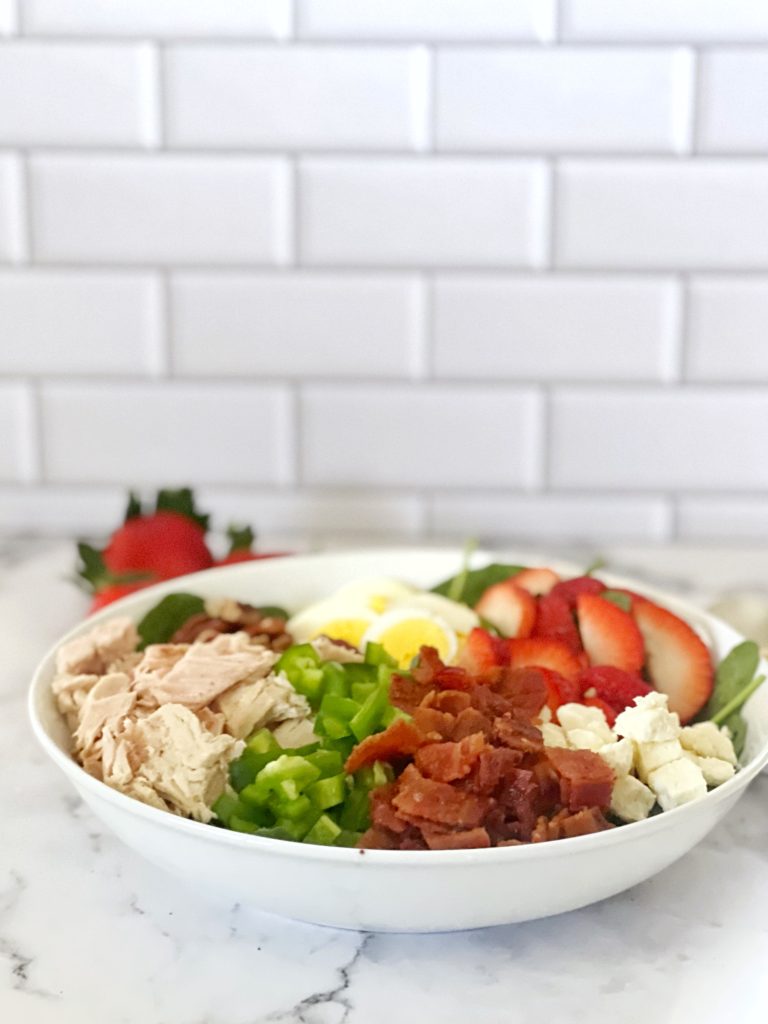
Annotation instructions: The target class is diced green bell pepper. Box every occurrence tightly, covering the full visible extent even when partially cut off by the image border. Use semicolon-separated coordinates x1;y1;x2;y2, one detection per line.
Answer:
275;643;325;705
306;773;347;810
240;754;322;808
305;749;344;778
349;680;390;741
364;642;397;668
303;814;342;846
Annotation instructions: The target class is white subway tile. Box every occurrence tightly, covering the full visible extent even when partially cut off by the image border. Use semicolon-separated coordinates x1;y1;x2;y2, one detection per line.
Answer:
300;158;547;267
1;0;17;34
0;485;126;534
557;160;768;269
172;273;421;377
40;383;293;485
551;388;768;489
22;0;292;38
678;499;768;541
699;50;768;152
437;48;692;153
687;277;768;381
30;156;290;265
301;385;541;487
0;384;27;480
198;489;424;539
0;154;25;261
0;271;161;375
0;43;153;146
562;1;768;42
298;0;555;41
431;494;670;543
434;275;678;380
166;45;422;150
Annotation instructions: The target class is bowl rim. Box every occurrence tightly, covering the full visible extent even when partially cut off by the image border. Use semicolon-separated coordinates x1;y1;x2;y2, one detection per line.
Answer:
28;546;768;867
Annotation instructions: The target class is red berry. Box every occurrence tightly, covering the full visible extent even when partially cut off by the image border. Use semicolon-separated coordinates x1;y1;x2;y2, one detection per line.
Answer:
578;665;652;714
459;627;507;675
215;550;289;566
475;580;536;638
533;592;582;652
88;581;152;614
577;593;645;674
507;637;583;682
103;511;213;581
550;575;606;610
513;567;560;596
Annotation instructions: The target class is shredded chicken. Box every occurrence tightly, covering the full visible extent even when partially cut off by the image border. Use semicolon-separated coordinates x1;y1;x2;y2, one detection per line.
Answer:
56;616;139;676
311;635;364;664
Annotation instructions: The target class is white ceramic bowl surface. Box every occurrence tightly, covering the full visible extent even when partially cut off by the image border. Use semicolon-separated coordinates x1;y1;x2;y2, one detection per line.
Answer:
28;549;768;932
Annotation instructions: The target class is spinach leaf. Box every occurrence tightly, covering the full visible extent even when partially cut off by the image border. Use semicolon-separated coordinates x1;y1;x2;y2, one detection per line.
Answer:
699;640;760;721
697;640;764;759
601;590;631;612
431;563;525;608
137;593;205;648
256;605;289;620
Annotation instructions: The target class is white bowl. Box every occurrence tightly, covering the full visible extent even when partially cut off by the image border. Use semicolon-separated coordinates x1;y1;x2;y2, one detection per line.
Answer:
28;549;768;933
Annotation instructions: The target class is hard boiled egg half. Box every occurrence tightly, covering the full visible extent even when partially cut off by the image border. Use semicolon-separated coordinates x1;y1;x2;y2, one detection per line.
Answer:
287;577;479;668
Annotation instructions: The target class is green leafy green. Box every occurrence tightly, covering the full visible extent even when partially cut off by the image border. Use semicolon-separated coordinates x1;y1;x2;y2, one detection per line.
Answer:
256;605;289;620
697;640;765;758
601;589;632;612
432;563;525;608
137;592;205;648
583;557;606;576
124;491;142;521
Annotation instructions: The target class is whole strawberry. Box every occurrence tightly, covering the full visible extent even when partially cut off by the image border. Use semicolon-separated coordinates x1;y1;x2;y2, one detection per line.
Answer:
104;510;213;580
215;525;287;567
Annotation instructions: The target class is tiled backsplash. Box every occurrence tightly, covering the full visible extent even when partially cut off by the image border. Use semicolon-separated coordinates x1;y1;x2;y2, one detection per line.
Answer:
1;1;768;545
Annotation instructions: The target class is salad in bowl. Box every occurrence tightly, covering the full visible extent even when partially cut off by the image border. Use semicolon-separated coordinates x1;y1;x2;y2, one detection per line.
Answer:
29;550;768;931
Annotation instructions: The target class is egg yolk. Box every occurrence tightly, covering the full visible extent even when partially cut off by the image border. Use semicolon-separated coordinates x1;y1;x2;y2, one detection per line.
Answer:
375;620;454;669
311;618;371;648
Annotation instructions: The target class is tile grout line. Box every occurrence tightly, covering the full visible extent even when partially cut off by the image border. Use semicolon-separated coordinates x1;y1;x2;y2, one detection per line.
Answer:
19;378;44;483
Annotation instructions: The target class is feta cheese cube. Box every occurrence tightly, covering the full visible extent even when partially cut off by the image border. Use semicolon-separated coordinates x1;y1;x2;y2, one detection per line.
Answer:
635;739;684;782
567;728;606;753
647;758;707;811
682;751;736;787
541;722;568;748
539;705;553;724
614;693;680;743
610;775;656;822
598;738;634;778
679;722;737;765
557;703;615;742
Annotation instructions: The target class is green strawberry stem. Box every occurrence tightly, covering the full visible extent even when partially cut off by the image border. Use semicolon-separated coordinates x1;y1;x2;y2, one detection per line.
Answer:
226;524;255;554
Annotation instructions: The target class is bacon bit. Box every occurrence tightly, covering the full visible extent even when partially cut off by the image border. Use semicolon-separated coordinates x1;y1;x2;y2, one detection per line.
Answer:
492;667;548;717
431;689;471;715
469;747;524;795
370;784;409;834
415;733;488;783
344;718;424;774
392;765;491;828
492;715;544;754
389;674;433;713
358;826;399;849
561;806;614;838
546;747;615;812
422;826;491;850
412;705;455;741
451;706;493;741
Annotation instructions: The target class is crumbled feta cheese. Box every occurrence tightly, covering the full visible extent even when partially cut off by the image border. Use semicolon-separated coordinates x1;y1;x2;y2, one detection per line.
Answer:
557;703;614;742
541;722;568;748
635;739;684;782
682;751;736;787
598;738;634;778
679;722;737;765
567;728;607;752
539;705;552;723
647;758;707;811
610;774;656;822
614;692;680;743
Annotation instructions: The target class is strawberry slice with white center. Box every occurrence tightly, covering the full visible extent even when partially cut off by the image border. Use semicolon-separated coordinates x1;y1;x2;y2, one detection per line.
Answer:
507;637;583;682
631;598;713;722
513;567;561;596
475;580;536;638
459;627;506;675
577;593;645;674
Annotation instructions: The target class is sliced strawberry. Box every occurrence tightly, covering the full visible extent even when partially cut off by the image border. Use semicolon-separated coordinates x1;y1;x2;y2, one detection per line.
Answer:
507;637;582;682
632;598;713;722
476;581;536;638
513;567;560;596
582;696;618;728
577;593;645;674
578;665;652;713
550;576;606;610
533;592;583;652
538;668;582;715
459;628;507;675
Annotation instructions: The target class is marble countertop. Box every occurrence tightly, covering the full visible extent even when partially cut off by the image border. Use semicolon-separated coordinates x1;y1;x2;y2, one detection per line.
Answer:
3;540;768;1024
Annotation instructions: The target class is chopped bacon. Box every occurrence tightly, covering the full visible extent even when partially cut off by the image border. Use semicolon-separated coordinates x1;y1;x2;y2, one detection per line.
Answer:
546;747;615;812
451;706;492;741
422;826;491;850
492;714;544;754
415;733;487;783
492;667;548;717
389;673;433;713
431;689;471;716
344;718;424;774
392;765;490;828
412;706;455;741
